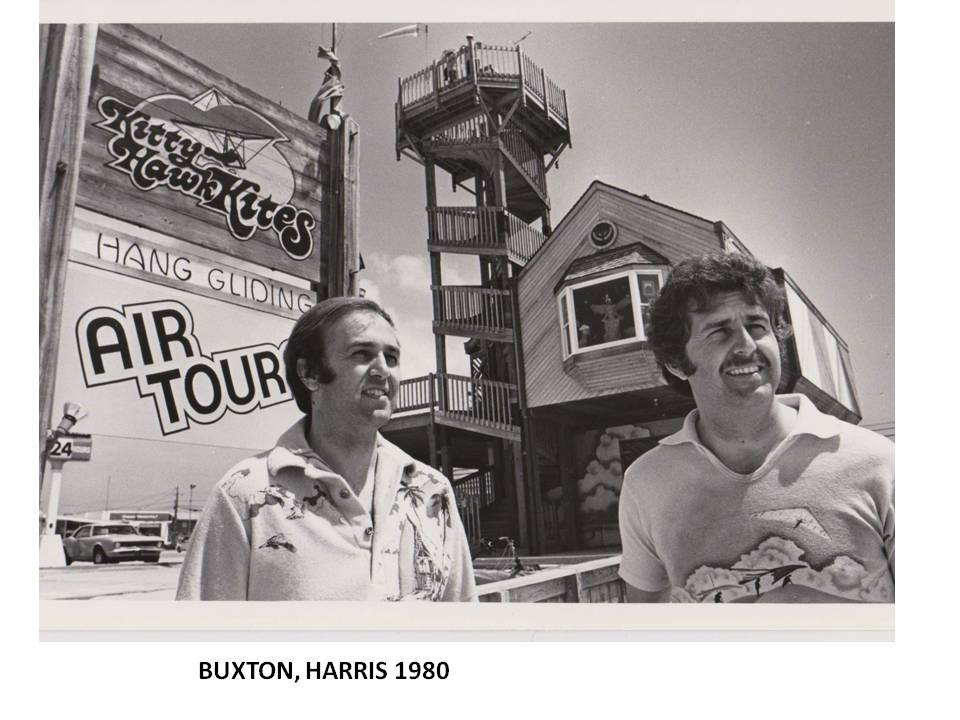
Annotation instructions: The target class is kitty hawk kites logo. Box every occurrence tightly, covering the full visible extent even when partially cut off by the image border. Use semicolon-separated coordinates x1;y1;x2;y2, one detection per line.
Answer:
95;88;317;261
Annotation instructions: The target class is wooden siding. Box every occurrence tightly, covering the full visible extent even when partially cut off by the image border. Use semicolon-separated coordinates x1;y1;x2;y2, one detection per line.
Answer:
518;182;724;409
563;346;664;394
78;24;331;280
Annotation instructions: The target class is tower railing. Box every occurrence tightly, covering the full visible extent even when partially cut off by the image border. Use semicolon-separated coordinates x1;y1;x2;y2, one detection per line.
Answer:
398;45;569;127
394;373;518;437
432;285;513;338
503;210;548;263
427;206;547;263
428;113;494;145
438;372;516;433
396;374;434;413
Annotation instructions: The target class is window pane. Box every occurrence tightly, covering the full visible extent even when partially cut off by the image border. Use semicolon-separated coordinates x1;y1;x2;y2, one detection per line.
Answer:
571;276;636;348
637;273;661;333
637;273;660;303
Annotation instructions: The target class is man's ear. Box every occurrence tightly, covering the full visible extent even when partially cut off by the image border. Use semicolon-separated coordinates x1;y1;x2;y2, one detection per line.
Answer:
297;358;320;391
664;363;689;381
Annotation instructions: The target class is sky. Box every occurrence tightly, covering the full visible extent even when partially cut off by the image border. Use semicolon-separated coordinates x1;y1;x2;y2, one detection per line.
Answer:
47;21;894;514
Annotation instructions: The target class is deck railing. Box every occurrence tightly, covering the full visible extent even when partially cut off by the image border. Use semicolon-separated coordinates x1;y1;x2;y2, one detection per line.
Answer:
432;285;512;338
398;43;569;127
438;371;515;433
396;374;434;413
453;466;496;509
400;64;435;108
519;51;543;101
394;373;518;436
473;43;518;77
437;46;472;92
457;494;482;547
428;206;547;263
476;555;627;603
544;75;567;120
428;206;502;252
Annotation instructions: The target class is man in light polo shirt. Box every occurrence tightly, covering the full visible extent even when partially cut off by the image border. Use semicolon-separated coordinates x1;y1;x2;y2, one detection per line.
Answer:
177;297;476;601
618;253;894;603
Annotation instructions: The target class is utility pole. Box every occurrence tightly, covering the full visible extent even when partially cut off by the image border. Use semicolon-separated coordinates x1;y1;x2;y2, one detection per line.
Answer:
172;486;180;544
103;474;111;516
189;484;196;526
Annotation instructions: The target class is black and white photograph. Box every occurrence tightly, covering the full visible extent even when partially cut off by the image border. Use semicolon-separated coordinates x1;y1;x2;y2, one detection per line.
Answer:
38;3;900;639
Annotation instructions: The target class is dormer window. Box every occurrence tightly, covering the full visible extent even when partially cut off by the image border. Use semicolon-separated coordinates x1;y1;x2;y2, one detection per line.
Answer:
554;243;668;359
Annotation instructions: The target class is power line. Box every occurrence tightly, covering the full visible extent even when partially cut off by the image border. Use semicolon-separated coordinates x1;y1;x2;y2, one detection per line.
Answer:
88;431;270;453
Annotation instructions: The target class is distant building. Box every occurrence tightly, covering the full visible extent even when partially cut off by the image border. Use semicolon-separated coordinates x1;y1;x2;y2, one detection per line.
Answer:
383;38;864;555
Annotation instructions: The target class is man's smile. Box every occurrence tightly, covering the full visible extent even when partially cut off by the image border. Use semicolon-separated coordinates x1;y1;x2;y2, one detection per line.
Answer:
725;363;762;377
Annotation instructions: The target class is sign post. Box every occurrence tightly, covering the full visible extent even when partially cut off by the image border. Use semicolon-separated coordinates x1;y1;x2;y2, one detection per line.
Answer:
39;432;92;568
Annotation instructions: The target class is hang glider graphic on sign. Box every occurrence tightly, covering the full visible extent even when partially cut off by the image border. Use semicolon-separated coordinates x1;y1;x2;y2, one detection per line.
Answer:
75;299;293;435
95;88;318;261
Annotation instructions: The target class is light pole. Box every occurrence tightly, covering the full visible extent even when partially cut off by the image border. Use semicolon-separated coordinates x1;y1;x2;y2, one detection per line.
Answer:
189;484;197;529
40;402;90;567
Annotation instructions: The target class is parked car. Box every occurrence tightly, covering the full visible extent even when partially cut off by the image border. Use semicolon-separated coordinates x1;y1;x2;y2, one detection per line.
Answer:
63;522;162;565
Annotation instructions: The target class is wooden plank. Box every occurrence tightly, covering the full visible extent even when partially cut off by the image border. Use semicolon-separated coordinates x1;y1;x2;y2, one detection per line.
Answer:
343;117;361;296
78;24;330;281
507;576;567;603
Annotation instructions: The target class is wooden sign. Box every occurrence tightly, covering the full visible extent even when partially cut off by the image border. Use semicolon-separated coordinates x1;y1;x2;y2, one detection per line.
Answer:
78;24;333;280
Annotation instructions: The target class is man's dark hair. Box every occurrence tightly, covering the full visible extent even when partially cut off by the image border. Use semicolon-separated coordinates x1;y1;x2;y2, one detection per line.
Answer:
283;296;395;413
647;252;791;396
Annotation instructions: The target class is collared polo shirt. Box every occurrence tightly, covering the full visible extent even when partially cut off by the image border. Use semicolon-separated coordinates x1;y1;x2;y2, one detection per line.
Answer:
176;419;476;601
618;394;895;602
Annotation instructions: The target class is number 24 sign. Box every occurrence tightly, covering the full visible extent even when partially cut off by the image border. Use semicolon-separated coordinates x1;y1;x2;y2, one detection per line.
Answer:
48;433;92;462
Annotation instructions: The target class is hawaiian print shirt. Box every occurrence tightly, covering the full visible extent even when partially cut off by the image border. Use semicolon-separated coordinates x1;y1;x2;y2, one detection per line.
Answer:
176;419;476;601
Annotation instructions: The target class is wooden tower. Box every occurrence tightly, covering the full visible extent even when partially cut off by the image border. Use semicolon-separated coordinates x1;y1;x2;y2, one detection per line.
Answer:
393;36;570;552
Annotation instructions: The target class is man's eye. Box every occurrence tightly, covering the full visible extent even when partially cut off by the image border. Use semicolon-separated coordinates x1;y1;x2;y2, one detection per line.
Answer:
386;354;399;366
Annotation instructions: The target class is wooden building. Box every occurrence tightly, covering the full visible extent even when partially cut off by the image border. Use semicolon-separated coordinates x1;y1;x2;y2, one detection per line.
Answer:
383;36;862;556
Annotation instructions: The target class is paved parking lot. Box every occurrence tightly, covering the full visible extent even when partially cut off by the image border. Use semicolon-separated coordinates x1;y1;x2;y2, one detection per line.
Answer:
40;551;184;600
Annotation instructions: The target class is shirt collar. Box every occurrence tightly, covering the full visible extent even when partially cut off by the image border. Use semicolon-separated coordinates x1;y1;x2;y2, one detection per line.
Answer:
659;393;840;447
266;417;417;477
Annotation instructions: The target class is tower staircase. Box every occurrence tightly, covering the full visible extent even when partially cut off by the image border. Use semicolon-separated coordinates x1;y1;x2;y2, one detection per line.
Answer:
388;37;571;551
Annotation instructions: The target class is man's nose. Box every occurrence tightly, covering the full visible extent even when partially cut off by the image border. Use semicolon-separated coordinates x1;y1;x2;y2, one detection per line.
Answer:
369;353;389;377
731;325;758;354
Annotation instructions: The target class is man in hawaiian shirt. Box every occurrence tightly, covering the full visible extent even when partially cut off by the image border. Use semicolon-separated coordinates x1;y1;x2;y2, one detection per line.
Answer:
176;297;477;601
